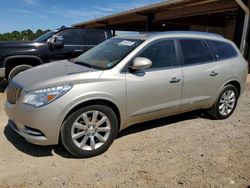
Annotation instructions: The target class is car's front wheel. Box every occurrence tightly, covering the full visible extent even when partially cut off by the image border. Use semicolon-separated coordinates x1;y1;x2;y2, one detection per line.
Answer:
61;105;118;158
207;84;239;119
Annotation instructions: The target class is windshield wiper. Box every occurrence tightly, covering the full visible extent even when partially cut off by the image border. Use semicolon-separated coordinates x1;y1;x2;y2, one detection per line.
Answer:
74;61;93;68
73;61;104;70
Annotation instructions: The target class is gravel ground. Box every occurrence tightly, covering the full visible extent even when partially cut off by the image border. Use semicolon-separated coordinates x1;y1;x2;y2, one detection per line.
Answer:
0;80;250;188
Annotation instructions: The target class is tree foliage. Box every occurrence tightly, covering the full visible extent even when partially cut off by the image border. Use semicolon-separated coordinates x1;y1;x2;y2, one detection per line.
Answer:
0;29;51;41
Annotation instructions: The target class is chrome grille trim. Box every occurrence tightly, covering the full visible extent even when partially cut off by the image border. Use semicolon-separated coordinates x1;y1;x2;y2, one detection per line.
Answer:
7;82;23;104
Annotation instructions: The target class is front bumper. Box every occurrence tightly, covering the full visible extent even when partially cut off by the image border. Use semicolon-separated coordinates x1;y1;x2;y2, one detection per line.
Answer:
0;67;5;78
4;100;63;146
8;119;47;145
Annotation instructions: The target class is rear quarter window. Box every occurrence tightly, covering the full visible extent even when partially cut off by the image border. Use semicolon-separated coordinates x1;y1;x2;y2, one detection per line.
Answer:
207;40;237;60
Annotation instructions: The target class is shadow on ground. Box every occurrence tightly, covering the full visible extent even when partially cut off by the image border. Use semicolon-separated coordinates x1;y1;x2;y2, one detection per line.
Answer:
117;110;206;139
4;125;73;158
4;110;208;158
0;79;8;93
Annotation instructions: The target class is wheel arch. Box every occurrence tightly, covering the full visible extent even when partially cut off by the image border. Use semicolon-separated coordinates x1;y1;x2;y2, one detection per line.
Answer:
4;55;43;78
222;80;241;96
212;79;242;109
62;98;122;133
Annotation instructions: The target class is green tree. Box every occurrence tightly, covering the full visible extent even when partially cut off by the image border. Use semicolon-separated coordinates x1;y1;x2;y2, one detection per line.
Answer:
12;31;21;41
35;29;43;38
0;29;51;41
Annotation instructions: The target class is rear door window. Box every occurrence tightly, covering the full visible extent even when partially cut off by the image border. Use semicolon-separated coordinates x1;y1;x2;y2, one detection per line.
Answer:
179;39;214;66
57;29;82;45
207;40;237;60
83;31;106;45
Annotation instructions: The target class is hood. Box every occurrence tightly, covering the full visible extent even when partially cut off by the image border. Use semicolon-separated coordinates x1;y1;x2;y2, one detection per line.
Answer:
0;41;43;48
0;41;45;57
12;60;103;91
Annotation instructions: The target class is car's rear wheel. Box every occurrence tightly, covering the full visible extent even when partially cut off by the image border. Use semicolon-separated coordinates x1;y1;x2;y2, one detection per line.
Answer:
207;84;239;119
8;64;32;80
61;105;118;158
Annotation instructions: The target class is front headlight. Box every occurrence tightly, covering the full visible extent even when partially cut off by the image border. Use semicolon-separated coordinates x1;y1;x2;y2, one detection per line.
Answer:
23;84;73;107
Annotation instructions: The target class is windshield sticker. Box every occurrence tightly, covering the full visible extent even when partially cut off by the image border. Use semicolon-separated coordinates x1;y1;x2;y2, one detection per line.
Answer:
118;40;135;46
107;63;113;68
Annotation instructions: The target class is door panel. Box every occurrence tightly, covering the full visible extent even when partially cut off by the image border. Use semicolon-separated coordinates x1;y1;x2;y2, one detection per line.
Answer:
126;68;183;125
125;39;182;125
52;45;84;60
181;62;222;111
179;39;223;111
48;29;84;61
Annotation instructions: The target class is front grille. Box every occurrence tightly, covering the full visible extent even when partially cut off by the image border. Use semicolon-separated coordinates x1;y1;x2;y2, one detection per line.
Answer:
7;81;23;104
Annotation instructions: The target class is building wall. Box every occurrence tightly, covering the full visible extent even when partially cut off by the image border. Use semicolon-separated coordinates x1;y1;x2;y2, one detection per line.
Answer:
190;25;224;36
247;49;250;62
190;20;236;40
224;20;236;40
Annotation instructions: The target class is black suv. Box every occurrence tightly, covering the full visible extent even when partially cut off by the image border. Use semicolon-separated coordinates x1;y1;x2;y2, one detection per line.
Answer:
0;27;112;80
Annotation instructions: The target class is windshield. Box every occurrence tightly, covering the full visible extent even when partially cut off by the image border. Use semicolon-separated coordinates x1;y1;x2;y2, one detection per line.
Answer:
74;38;143;70
34;30;57;42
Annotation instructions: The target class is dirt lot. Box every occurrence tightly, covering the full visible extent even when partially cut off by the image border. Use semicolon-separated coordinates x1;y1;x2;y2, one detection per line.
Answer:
0;80;250;188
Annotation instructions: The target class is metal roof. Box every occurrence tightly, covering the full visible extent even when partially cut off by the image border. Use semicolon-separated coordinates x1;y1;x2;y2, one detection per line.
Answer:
72;0;238;31
73;0;185;27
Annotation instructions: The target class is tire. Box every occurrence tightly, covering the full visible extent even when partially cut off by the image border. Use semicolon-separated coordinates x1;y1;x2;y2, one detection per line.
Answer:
61;105;119;158
8;64;33;81
207;84;239;120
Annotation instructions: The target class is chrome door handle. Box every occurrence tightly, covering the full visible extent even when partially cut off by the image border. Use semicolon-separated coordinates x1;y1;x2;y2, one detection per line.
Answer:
209;71;218;77
170;77;181;83
74;49;84;52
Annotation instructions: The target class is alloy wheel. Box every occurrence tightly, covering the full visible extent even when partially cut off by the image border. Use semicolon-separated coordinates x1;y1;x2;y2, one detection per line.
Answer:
218;90;236;116
71;111;111;151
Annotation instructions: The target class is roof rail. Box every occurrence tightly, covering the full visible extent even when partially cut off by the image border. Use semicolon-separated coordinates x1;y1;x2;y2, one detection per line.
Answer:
150;31;224;38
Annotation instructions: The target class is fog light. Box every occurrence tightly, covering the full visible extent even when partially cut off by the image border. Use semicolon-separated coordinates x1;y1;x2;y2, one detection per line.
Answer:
24;126;45;136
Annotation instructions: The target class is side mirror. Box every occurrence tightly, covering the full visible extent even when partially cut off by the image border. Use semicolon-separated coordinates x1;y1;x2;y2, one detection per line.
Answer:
130;57;152;71
48;35;64;49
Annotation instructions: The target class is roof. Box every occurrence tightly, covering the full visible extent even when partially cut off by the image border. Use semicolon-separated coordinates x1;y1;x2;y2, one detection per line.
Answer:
72;0;238;31
115;31;225;41
115;33;150;40
54;26;110;32
73;0;184;27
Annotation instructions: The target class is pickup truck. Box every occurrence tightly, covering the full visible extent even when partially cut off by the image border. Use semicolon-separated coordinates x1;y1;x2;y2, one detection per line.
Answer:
0;27;112;80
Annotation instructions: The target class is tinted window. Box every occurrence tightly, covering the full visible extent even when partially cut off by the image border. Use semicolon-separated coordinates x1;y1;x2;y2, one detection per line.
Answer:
84;31;106;45
137;40;177;69
179;39;213;65
34;30;57;42
207;40;237;60
58;30;81;45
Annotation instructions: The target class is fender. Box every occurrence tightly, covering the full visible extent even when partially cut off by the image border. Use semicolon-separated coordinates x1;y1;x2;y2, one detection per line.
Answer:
217;78;242;99
58;93;126;130
3;55;43;67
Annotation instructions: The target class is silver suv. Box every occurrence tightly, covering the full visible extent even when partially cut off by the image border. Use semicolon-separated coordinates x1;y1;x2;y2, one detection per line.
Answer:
5;31;248;158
